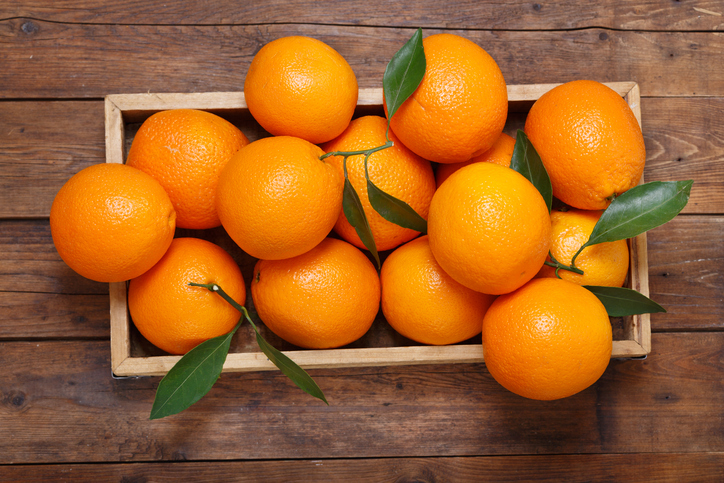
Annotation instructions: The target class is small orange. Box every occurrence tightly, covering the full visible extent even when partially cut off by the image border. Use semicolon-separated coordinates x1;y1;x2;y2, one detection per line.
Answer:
50;163;176;283
386;33;508;164
524;80;646;210
322;115;436;252
537;209;630;287
381;236;496;345
251;238;380;349
427;162;551;295
126;109;250;229
482;277;612;400
216;136;344;260
244;36;358;144
435;132;516;188
128;237;247;355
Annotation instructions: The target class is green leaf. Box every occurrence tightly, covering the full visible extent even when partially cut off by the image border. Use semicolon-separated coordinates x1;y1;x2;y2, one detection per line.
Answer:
367;178;427;233
585;285;667;317
343;179;380;268
583;180;693;249
250;322;328;405
383;28;426;121
149;320;240;420
510;130;553;212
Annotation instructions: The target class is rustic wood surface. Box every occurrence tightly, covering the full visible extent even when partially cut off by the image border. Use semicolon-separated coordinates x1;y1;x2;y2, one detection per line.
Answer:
1;1;722;480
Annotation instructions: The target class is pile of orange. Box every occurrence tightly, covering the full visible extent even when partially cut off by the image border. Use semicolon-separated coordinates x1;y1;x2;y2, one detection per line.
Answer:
50;31;649;401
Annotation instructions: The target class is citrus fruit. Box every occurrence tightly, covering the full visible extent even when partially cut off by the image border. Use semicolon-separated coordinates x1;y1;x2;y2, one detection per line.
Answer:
322;115;436;252
536;208;629;287
50;163;176;283
482;277;612;400
128;237;246;355
435;131;515;188
380;236;496;345
244;36;358;144
251;238;380;349
126;109;250;229
524;80;646;210
216;136;344;260
427;162;551;295
385;33;508;164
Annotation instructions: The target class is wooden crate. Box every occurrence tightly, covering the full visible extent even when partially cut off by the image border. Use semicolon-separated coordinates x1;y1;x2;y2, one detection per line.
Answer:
106;83;651;377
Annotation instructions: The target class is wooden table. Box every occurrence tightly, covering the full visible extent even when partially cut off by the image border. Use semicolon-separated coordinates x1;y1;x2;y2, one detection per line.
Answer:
2;2;723;480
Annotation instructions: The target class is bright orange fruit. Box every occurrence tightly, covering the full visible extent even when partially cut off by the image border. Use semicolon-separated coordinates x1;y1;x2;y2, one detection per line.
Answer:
536;208;630;287
322;115;436;252
381;236;496;345
128;238;246;355
251;238;380;349
126;109;249;229
427;162;551;295
524;80;646;210
244;36;358;144
435;132;516;188
50;163;176;283
482;277;612;400
386;33;508;164
215;136;344;260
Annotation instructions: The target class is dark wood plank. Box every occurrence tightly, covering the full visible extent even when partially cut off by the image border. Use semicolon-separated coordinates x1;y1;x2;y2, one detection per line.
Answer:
643;98;724;214
0;101;105;219
1;453;723;482
3;0;723;31
0;293;109;340
1;332;723;463
0;219;107;295
648;216;724;331
1;97;722;219
1;22;722;99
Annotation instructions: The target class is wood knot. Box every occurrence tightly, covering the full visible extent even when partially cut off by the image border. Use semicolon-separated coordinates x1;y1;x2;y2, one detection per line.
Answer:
599;32;609;41
21;21;38;35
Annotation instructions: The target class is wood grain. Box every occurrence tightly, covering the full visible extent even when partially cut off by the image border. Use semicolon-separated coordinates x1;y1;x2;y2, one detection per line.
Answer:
648;216;724;331
0;292;109;340
1;97;722;219
1;453;722;482
3;0;723;30
1;21;721;99
1;332;722;463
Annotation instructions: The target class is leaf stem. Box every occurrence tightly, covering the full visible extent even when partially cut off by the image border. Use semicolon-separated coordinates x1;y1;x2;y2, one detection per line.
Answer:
319;140;394;162
544;252;585;277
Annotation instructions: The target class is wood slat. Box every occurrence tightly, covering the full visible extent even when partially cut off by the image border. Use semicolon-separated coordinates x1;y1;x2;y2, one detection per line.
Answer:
0;293;109;340
1;453;723;482
0;219;108;295
648;216;724;331
1;332;723;463
1;97;722;219
1;22;722;99
2;0;723;31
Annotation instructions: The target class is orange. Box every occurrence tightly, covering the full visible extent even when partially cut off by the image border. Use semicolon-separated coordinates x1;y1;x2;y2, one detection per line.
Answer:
244;36;358;144
524;80;646;210
126;109;249;229
482;277;612;400
322;115;436;252
435;132;515;188
537;209;629;287
380;236;496;345
386;33;508;164
427;162;551;295
216;136;344;260
251;238;380;349
128;237;246;355
50;163;176;283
